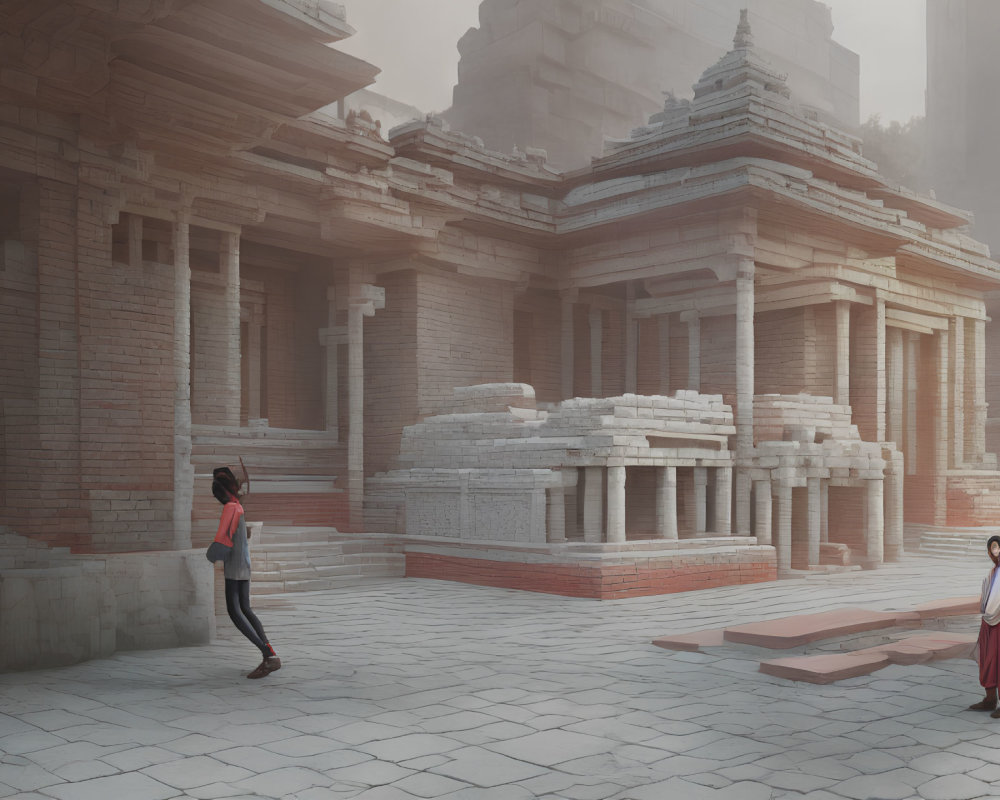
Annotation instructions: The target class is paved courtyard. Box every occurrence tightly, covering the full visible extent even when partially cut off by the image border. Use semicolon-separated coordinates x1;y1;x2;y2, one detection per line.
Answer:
2;556;999;800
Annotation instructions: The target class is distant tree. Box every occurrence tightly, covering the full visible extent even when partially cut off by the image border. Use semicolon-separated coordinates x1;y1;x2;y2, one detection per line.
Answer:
859;115;928;192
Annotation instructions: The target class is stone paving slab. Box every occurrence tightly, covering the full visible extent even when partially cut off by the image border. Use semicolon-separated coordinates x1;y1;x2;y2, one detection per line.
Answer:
760;631;978;683
4;557;1000;799
759;651;893;684
723;607;920;648
650;629;726;651
915;597;981;619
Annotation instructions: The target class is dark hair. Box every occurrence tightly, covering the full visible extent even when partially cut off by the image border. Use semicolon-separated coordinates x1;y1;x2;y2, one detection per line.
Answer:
212;479;232;505
212;466;240;498
989;536;1000;554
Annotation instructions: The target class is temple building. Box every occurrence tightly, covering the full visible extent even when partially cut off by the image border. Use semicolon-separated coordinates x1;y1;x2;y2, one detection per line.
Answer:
2;1;999;670
446;0;860;169
925;0;1000;458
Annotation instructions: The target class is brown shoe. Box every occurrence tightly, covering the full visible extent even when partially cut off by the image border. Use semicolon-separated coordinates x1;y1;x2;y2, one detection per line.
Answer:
247;656;281;679
970;688;998;711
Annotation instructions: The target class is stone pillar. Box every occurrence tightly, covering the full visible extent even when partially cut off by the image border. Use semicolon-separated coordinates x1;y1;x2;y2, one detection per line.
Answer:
561;291;575;399
693;467;707;534
220;231;241;425
820;480;829;543
754;481;772;545
734;258;755;536
606;465;626;543
656;466;678;540
972;318;987;464
835;301;850;406
884;457;904;562
624;282;637;393
686;313;701;392
887;327;904;448
589;307;602;397
934;328;949;525
866;478;885;565
714;466;732;534
658;314;671;395
874;297;886;441
951;316;965;467
582;466;603;542
172;218;193;550
245;304;264;420
905;331;919;475
546;480;567;543
774;482;792;575
347;278;385;528
807;477;821;568
318;286;344;440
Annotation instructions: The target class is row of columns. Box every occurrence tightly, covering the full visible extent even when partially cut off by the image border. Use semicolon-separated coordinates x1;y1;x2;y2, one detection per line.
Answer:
318;273;385;526
558;257;757;537
547;464;734;543
752;474;903;574
168;213;383;532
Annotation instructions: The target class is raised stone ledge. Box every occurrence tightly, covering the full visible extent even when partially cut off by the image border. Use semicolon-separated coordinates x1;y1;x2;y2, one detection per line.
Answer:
0;530;214;672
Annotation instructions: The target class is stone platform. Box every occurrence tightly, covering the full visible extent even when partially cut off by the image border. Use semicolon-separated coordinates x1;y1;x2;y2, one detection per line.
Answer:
403;535;776;599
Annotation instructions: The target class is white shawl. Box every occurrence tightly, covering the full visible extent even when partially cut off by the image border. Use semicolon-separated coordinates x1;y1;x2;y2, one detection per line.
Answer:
982;566;1000;626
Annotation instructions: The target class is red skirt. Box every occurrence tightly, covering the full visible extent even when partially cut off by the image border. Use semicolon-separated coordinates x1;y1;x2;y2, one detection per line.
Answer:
979;619;1000;688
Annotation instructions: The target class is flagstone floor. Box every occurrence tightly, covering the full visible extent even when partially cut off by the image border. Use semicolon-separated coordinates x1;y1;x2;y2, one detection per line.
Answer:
1;555;997;800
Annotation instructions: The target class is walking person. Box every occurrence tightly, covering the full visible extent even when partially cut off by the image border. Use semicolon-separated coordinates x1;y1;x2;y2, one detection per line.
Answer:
207;467;282;679
969;535;1000;714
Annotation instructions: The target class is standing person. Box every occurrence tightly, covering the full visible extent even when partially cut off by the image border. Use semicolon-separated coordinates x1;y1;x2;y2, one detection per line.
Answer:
207;467;282;679
969;535;1000;714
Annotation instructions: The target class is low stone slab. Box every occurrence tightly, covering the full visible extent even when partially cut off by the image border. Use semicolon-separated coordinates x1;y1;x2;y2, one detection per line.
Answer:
759;631;977;683
651;629;726;652
760;651;891;684
912;596;979;618
723;608;920;649
876;632;977;665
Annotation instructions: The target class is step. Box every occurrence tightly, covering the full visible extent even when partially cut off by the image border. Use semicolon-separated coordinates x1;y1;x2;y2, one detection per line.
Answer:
252;570;403;595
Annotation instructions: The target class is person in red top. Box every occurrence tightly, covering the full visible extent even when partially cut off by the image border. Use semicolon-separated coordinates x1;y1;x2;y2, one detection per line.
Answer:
207;467;281;679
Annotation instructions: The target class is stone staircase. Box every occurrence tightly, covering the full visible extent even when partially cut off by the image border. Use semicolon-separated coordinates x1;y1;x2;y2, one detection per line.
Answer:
908;523;1000;561
192;425;406;605
211;526;405;612
250;526;404;594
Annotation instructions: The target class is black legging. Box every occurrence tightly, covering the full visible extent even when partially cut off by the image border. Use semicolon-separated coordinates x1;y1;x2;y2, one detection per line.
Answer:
224;579;270;658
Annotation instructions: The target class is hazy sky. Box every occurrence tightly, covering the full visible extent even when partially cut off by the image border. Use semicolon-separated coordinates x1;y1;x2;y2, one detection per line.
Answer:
336;0;925;124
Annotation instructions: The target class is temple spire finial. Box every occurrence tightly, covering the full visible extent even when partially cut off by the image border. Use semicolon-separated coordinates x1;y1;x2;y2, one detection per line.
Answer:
734;8;753;49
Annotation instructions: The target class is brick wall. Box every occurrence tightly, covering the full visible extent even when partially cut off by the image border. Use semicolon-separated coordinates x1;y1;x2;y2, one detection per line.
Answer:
365;270;419;475
79;212;175;551
1;182;38;528
24;178;88;546
849;305;877;441
700;314;737;397
827;485;867;554
292;274;326;430
405;548;776;599
601;306;625;397
365;269;515;477
755;308;805;395
572;303;591;397
513;291;560;403
669;315;691;392
635;317;659;395
414;270;514;419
